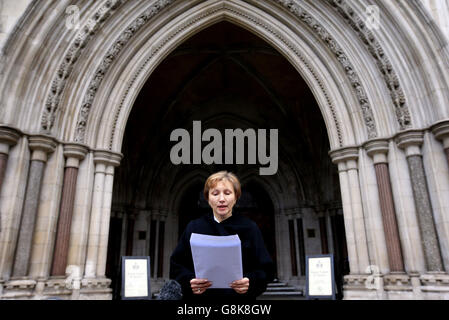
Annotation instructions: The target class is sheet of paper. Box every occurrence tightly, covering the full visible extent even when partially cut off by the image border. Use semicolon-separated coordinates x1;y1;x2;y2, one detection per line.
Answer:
190;233;243;289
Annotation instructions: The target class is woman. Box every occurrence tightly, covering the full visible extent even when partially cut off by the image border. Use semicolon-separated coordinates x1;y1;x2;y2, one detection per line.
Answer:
169;171;275;300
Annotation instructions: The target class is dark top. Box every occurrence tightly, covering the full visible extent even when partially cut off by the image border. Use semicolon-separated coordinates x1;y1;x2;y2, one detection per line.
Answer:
169;212;275;301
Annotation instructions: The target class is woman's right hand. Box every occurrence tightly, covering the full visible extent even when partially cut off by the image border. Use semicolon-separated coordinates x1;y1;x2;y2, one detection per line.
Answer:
190;278;212;295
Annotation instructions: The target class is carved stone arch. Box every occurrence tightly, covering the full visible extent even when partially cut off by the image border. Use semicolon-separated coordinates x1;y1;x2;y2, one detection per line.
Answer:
73;0;369;152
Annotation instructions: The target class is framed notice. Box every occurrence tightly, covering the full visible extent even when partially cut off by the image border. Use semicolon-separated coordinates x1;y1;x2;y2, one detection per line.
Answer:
121;256;151;300
305;254;336;300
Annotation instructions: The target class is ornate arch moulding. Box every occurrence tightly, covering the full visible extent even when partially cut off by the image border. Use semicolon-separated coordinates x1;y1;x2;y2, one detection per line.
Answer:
72;0;177;144
103;0;372;149
272;0;378;139
71;0;385;152
322;0;412;131
40;0;125;133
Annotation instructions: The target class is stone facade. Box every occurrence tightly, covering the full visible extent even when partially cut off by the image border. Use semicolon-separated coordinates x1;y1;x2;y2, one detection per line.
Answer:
0;0;449;300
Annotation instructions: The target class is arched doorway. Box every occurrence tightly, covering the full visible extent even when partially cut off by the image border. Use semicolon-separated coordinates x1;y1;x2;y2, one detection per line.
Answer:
107;21;345;298
4;0;449;301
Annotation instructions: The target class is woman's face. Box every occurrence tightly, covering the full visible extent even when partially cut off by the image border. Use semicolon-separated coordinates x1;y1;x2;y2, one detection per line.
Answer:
208;179;237;222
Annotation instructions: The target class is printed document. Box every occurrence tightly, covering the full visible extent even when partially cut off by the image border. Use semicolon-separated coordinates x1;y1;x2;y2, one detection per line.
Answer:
190;233;243;288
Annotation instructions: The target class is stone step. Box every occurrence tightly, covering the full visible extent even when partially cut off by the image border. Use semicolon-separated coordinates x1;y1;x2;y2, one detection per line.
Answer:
267;282;288;287
258;290;304;300
266;286;298;292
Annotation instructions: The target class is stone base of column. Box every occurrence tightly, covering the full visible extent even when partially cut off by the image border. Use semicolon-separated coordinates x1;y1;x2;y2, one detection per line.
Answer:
0;277;112;300
343;272;449;299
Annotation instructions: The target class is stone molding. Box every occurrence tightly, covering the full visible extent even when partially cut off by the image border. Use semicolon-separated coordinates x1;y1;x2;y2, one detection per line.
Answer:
0;126;22;152
74;0;176;143
329;146;359;164
93;149;123;167
395;130;424;157
28;135;58;162
108;0;343;149
273;0;377;139
420;273;449;287
63;143;89;168
323;0;411;130
363;139;389;164
41;0;125;133
431;119;449;149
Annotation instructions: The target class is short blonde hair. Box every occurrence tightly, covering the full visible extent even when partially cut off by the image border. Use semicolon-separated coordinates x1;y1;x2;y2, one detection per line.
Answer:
203;171;241;201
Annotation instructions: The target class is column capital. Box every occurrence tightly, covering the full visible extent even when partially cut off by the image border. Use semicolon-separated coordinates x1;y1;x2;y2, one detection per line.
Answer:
329;146;359;164
63;143;89;168
0;126;22;153
363;139;389;164
28;135;57;162
395;130;424;157
93;149;123;167
431;120;449;149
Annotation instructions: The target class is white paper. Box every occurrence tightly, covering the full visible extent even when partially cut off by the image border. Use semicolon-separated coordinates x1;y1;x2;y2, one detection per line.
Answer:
190;233;243;289
124;259;148;297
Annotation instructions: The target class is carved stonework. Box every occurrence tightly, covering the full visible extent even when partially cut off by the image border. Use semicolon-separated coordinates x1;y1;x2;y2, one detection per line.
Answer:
324;0;412;130
108;2;343;149
41;0;124;133
74;0;176;143
273;0;378;139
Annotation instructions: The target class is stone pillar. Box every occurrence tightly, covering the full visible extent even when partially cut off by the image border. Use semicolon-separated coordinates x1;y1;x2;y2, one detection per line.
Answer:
346;156;371;273
97;158;121;277
431;120;449;168
84;150;121;278
0;137;29;281
51;143;88;276
364;139;405;272
396;130;444;272
12;135;56;278
0;126;21;194
66;152;95;277
330;147;362;274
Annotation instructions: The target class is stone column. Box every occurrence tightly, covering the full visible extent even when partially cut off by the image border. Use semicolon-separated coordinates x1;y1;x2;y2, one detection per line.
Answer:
330;147;360;274
12;135;56;278
84;150;121;278
0;126;21;194
346;156;371;273
51;143;88;276
396;130;444;272
431;120;449;167
365;139;405;272
96;153;121;277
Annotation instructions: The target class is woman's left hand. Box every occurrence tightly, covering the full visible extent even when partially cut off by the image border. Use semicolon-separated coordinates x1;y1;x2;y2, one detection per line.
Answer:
230;277;250;294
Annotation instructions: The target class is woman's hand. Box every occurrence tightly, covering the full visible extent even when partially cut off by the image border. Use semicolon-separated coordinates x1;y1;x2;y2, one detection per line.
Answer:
230;277;249;294
190;278;212;295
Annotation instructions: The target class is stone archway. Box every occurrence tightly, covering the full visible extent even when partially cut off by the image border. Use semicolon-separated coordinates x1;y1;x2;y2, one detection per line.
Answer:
0;0;449;300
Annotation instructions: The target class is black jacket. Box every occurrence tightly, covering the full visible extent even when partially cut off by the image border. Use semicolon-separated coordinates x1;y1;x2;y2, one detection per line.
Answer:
169;212;275;301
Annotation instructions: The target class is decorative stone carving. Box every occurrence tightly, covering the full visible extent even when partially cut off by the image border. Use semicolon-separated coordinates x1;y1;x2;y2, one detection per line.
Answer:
324;0;412;130
74;0;176;143
383;273;412;291
109;2;344;149
0;126;22;153
274;0;378;139
41;0;124;133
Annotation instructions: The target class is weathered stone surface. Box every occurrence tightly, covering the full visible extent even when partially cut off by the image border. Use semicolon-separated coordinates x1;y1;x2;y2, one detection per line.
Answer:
407;155;444;272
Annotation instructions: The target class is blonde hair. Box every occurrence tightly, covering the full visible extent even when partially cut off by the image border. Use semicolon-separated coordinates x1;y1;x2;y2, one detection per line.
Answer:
203;171;241;201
